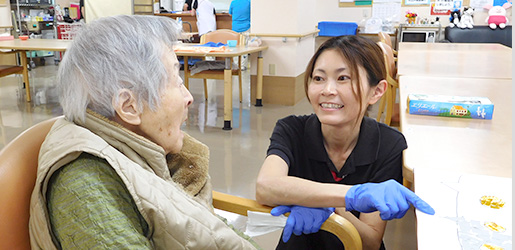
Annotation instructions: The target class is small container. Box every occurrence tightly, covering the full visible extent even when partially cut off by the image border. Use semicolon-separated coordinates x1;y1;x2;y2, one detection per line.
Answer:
227;40;237;47
19;35;29;40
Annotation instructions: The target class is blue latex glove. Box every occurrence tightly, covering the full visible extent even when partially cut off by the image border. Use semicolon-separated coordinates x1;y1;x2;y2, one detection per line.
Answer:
345;179;435;220
271;205;335;243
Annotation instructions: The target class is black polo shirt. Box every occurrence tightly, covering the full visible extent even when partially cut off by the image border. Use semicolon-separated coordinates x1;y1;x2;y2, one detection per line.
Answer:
267;114;407;250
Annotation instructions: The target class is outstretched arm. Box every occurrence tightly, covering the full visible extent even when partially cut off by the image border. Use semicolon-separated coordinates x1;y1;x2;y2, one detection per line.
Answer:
256;155;435;218
256;155;350;207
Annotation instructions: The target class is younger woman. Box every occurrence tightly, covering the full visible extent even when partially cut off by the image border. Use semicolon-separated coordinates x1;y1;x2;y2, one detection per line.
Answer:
256;35;434;250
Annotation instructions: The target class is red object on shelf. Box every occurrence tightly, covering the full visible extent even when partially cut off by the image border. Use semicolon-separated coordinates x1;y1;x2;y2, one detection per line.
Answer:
57;22;84;40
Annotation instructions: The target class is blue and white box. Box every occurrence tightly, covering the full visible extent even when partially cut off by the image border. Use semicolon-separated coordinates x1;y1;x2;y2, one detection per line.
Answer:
408;94;494;120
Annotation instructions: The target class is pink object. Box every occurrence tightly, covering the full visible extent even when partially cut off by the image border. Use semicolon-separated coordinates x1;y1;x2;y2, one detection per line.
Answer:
70;3;80;19
484;2;512;29
0;36;14;41
488;15;508;25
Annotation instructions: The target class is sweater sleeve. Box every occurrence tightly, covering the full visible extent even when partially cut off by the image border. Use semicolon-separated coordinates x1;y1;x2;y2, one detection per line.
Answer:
47;153;152;249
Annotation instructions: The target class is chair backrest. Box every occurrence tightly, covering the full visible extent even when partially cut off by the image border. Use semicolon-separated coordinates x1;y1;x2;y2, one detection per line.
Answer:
378;32;393;48
0;117;60;250
377;42;397;78
0;51;23;78
200;29;244;45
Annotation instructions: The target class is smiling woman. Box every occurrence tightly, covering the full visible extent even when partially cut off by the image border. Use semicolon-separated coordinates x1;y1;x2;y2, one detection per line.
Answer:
256;35;435;250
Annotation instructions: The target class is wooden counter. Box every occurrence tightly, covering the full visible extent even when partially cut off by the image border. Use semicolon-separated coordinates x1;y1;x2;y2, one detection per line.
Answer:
155;12;232;33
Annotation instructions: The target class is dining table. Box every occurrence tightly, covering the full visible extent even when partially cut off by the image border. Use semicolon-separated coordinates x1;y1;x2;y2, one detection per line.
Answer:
397;42;512;79
399;75;512;182
174;44;268;130
0;39;72;102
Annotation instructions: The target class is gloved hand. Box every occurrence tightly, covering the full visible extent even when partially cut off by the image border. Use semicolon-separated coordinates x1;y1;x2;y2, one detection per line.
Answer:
271;205;335;243
345;179;435;220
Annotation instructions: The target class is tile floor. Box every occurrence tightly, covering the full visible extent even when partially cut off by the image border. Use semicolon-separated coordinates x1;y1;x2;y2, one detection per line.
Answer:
0;62;417;249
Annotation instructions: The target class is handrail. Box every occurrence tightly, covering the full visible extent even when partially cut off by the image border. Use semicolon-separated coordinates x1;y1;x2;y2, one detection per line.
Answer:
249;30;319;38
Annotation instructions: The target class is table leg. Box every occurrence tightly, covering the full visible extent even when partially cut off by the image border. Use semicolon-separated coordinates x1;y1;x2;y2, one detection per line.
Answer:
20;51;31;102
255;51;263;107
223;57;232;130
183;56;189;89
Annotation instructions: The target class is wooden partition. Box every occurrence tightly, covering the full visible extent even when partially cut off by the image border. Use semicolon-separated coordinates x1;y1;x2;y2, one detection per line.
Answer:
155;12;231;33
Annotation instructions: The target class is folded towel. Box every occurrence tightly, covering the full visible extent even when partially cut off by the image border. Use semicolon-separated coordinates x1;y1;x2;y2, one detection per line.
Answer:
195;42;227;47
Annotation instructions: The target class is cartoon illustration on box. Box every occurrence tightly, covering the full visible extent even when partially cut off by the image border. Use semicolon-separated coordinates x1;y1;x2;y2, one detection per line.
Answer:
450;105;469;117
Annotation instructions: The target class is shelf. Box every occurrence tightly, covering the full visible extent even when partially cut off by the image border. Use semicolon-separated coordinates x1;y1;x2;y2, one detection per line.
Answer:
11;3;52;7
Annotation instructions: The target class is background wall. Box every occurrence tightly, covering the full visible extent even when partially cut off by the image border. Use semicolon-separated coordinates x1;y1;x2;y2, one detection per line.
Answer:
84;0;132;22
0;4;11;28
251;0;512;79
251;0;317;77
315;3;512;28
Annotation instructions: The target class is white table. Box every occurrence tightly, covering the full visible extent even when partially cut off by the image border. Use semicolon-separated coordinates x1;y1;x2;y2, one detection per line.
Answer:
399;76;512;183
397;42;512;79
415;168;512;250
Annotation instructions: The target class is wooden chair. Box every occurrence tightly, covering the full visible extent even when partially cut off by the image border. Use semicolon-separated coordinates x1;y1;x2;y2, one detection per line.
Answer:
376;42;400;127
0;117;363;250
377;32;397;60
0;51;30;100
184;29;244;102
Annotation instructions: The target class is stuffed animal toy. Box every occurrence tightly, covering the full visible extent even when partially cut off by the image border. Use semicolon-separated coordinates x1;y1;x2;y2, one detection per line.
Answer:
484;2;512;29
458;7;474;29
449;9;461;28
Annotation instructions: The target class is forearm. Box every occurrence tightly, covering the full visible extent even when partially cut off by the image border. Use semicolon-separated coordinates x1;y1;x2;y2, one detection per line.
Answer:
335;208;385;250
256;155;351;207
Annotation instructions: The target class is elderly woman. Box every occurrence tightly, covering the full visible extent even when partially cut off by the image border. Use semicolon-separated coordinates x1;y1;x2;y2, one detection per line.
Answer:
29;15;258;249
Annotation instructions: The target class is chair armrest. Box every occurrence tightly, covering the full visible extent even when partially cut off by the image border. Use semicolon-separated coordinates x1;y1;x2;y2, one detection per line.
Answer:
212;191;363;250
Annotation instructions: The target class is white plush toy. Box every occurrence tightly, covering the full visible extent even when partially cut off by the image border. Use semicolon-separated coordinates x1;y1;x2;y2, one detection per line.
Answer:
484;2;512;29
458;7;474;28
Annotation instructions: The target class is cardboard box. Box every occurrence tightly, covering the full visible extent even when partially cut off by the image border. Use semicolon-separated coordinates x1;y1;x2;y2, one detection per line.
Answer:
408;94;494;119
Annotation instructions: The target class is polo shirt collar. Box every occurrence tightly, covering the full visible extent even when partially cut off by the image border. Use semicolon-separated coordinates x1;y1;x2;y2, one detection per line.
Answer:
305;115;380;174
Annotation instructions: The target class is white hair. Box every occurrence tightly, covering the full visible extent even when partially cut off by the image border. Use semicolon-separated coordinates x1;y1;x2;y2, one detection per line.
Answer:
57;15;181;123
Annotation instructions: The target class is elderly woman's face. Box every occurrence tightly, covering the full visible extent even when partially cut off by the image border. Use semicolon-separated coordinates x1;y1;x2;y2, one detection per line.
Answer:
139;53;193;154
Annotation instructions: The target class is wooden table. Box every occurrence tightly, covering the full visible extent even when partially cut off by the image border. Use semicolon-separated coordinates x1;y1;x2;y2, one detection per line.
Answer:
174;45;268;130
399;75;512;183
0;39;71;102
397;42;512;79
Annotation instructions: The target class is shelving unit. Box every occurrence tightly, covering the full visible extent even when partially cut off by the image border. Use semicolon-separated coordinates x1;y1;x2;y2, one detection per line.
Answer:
10;0;56;67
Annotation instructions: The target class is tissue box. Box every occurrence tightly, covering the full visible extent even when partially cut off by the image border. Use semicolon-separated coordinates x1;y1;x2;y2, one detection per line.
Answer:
318;22;358;37
408;94;494;119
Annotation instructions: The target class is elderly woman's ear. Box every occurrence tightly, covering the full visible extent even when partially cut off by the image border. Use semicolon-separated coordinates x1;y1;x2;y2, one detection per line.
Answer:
112;89;142;126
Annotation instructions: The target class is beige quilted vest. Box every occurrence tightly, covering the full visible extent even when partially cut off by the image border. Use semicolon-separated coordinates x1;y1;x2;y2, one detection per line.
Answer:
29;112;257;249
